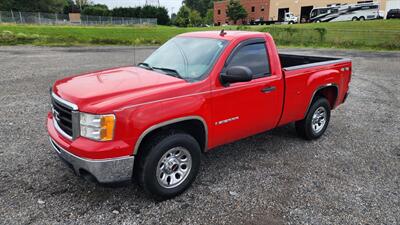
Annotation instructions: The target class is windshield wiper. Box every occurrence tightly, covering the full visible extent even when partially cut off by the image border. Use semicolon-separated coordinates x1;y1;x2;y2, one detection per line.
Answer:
137;62;153;70
152;67;184;80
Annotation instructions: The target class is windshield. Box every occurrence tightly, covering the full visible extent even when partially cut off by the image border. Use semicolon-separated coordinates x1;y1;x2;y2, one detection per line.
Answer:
143;37;227;81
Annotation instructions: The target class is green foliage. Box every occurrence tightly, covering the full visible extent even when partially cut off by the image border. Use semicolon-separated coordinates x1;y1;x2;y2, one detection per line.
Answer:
314;28;327;42
110;6;170;25
189;9;202;27
111;7;142;17
63;0;79;14
75;0;91;10
0;0;67;13
175;5;191;27
148;6;170;25
81;4;109;17
0;1;170;25
184;0;213;17
0;30;43;45
236;25;251;30
205;9;214;25
226;0;247;24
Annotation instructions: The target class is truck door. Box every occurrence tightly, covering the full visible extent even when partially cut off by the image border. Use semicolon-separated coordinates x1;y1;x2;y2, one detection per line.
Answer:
210;38;284;146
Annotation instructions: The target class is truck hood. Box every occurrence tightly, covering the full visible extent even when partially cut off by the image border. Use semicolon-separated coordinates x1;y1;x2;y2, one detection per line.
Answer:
53;66;187;113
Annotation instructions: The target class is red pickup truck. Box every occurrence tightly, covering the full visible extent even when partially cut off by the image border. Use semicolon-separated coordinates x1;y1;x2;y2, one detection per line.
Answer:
47;31;351;199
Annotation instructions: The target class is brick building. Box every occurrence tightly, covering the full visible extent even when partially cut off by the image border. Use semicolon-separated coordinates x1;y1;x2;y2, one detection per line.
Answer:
214;0;395;25
214;0;270;25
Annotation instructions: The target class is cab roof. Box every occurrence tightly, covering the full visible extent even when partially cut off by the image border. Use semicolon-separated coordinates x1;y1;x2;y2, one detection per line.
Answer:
177;30;266;41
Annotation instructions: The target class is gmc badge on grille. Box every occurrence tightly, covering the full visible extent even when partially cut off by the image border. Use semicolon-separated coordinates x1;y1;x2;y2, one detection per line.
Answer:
53;108;61;122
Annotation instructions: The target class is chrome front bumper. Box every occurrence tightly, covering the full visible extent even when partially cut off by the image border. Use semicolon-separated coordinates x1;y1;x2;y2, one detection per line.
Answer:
49;138;134;183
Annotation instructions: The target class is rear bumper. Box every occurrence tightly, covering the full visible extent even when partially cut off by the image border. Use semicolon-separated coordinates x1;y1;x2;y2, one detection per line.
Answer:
49;138;134;183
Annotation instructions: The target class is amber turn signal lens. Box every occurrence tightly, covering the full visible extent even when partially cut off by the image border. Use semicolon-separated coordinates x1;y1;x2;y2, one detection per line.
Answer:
100;115;115;141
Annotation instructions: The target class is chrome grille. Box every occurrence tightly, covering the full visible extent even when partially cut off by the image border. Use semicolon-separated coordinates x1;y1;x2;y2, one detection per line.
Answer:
51;93;79;139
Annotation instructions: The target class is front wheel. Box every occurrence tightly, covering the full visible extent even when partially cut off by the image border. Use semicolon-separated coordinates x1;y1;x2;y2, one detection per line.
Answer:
295;97;331;140
135;132;201;200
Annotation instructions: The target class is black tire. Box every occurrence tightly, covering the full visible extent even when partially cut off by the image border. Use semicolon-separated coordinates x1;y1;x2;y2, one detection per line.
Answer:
295;97;331;140
352;17;358;21
359;16;365;21
135;132;201;200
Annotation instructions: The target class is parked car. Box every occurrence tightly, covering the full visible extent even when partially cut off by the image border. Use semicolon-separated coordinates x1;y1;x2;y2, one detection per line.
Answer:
387;9;400;19
47;31;351;199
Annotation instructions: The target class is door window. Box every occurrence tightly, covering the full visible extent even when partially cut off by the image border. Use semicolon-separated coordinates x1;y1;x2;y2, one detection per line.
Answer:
226;43;270;79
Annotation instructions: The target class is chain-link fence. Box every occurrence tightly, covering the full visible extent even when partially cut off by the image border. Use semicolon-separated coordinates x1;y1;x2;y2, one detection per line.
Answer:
80;15;157;25
0;11;157;25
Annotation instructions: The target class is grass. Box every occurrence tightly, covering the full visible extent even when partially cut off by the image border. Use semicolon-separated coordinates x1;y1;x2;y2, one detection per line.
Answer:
0;19;400;50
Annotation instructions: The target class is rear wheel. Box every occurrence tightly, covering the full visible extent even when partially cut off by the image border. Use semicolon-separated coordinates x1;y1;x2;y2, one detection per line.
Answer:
352;17;358;21
135;132;201;200
295;97;331;140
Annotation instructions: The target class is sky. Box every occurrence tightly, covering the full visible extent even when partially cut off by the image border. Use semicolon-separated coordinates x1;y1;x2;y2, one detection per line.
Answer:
93;0;184;14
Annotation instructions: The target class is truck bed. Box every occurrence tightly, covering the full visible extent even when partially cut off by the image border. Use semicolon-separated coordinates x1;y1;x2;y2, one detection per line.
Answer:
279;54;347;70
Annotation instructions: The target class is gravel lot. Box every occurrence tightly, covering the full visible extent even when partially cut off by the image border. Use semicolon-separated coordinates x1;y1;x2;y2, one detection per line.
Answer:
0;46;399;225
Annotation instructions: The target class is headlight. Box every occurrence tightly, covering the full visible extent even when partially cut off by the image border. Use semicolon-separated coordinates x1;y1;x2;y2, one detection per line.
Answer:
80;113;115;141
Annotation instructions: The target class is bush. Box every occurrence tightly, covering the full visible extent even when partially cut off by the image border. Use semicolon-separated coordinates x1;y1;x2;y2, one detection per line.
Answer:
314;28;327;42
0;30;42;45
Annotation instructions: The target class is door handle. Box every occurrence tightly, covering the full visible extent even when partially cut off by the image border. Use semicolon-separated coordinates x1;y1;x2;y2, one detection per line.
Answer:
261;86;276;93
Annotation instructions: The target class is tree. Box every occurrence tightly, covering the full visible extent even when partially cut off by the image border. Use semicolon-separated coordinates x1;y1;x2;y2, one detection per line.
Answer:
184;0;213;17
175;5;190;27
111;7;141;18
226;0;247;24
63;0;80;14
81;4;109;16
75;0;91;11
0;0;13;11
189;9;202;27
0;0;67;13
139;5;170;25
154;6;170;25
205;8;213;25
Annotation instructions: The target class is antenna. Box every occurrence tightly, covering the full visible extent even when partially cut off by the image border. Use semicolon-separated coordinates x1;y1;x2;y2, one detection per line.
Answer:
220;29;227;36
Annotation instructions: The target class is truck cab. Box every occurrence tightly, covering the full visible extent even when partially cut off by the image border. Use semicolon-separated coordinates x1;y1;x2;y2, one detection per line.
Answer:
284;12;299;24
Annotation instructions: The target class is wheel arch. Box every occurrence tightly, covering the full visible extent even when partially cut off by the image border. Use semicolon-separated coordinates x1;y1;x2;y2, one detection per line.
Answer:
133;116;208;156
304;83;339;117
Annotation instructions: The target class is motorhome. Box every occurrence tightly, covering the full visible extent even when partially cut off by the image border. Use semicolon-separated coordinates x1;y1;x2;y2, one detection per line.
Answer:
310;2;380;23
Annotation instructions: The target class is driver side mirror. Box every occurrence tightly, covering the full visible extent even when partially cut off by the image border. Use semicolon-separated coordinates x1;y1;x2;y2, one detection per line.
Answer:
220;66;252;86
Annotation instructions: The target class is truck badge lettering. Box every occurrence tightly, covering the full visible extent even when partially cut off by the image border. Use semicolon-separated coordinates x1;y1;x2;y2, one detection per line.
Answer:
215;116;239;126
